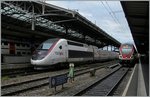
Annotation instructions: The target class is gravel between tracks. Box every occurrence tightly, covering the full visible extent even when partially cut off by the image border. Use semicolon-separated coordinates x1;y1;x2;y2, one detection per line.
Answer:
15;67;110;96
1;69;67;87
112;68;133;96
2;60;118;86
2;61;119;96
55;66;121;96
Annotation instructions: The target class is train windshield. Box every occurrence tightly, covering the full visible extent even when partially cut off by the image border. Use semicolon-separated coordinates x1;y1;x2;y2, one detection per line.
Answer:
32;38;59;60
122;48;132;54
37;43;53;50
37;38;59;50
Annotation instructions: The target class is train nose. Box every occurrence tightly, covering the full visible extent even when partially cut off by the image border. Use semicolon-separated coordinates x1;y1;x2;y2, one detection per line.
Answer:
32;50;48;60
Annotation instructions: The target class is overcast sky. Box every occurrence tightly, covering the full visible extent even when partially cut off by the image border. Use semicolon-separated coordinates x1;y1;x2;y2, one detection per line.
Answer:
46;1;134;44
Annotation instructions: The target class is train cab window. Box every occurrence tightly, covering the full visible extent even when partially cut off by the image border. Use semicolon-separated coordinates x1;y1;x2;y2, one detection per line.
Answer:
38;43;52;50
37;38;59;50
122;48;132;54
59;45;62;49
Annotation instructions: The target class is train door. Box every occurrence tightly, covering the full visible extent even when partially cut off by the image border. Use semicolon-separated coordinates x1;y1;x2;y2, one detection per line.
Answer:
64;42;68;62
9;42;15;54
61;41;68;62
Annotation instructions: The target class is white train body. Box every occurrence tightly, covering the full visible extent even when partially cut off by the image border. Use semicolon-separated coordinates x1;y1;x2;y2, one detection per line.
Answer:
31;38;118;68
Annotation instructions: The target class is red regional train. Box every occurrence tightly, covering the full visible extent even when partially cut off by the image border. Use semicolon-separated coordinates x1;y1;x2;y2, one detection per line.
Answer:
119;43;136;66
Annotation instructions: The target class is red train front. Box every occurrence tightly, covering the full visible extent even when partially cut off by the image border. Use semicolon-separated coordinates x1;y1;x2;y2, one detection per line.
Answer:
119;43;135;66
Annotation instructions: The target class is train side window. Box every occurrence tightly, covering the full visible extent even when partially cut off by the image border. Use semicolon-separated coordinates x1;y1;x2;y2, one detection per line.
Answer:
59;45;62;49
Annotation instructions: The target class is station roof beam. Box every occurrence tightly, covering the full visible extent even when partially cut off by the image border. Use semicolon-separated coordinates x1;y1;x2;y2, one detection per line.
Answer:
121;1;149;54
1;1;121;48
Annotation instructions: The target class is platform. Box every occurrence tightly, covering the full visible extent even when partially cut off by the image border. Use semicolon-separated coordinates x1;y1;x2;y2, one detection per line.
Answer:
2;63;32;70
2;55;31;64
122;59;149;96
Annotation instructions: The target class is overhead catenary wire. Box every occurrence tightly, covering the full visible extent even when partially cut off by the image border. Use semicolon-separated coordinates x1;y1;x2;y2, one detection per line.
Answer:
100;1;126;33
100;1;126;44
104;1;134;44
101;1;118;24
105;1;121;25
105;1;129;32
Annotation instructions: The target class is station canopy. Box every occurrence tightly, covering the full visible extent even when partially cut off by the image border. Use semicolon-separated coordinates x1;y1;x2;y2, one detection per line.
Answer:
1;1;121;48
121;1;149;54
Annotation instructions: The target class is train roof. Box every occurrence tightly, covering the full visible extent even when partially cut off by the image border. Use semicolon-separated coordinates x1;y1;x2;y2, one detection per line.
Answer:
121;43;133;46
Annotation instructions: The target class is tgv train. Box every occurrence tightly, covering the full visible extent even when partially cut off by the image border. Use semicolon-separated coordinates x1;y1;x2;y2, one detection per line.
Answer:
31;38;119;69
119;43;136;66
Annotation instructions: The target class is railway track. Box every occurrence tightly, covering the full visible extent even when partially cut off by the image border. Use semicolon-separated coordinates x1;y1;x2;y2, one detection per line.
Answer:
1;62;117;96
74;67;128;96
2;68;44;77
2;60;118;77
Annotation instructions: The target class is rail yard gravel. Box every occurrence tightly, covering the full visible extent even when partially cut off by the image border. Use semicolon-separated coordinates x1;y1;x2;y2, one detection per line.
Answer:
112;68;133;96
1;61;119;96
